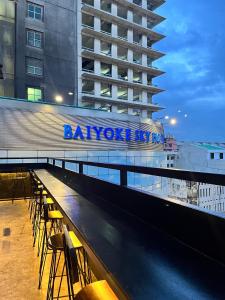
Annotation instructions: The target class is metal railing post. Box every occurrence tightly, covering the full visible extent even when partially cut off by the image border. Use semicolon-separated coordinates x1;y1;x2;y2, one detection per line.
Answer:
120;169;127;187
62;160;65;169
79;162;83;174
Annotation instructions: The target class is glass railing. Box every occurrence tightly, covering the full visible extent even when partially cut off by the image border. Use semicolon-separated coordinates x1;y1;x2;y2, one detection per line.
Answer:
2;156;225;216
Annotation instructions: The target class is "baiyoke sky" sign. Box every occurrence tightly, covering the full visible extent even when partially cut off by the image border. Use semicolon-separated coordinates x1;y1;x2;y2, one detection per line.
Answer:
64;124;164;144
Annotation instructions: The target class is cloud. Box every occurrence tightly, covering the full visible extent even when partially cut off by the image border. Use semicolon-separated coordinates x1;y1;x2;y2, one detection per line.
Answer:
152;0;225;141
186;81;225;108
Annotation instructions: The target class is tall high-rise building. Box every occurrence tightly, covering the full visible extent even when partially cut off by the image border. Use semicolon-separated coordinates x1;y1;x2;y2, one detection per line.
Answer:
0;0;165;118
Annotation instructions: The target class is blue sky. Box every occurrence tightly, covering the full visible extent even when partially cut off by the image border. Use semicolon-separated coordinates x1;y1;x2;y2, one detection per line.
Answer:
153;0;225;141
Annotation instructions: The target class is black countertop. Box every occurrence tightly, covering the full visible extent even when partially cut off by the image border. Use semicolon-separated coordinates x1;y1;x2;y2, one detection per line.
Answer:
35;169;225;300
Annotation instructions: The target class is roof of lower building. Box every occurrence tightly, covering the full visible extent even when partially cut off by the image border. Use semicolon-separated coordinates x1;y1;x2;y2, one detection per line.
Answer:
195;143;225;151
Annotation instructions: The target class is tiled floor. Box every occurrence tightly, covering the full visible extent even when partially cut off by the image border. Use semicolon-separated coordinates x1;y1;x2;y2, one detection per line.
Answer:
0;200;71;300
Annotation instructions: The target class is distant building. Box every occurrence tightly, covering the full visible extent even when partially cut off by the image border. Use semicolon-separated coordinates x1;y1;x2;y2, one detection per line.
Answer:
168;142;225;212
176;142;225;173
164;135;178;152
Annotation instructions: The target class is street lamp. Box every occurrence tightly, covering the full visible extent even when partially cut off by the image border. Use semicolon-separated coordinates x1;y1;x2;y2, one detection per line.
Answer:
155;116;177;126
169;118;177;126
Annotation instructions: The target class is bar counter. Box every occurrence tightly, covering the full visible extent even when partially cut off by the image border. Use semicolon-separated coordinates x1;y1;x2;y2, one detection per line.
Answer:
35;169;225;300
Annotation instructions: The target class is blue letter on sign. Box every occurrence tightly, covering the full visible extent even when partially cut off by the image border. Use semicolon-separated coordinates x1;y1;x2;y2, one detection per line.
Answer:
64;124;73;139
115;128;124;141
152;133;160;143
125;129;131;141
145;131;151;143
86;126;92;140
160;134;165;144
103;128;114;140
73;125;84;140
92;126;103;140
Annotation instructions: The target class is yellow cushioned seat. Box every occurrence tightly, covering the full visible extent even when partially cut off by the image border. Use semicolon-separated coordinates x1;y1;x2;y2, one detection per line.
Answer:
69;231;82;249
46;198;54;205
75;280;118;300
48;210;63;219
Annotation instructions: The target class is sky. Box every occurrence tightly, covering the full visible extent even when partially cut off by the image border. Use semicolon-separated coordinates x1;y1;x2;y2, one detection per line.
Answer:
153;0;225;142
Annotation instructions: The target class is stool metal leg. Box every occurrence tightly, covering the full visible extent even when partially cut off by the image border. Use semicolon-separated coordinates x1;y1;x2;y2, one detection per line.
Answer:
46;250;64;300
39;222;48;289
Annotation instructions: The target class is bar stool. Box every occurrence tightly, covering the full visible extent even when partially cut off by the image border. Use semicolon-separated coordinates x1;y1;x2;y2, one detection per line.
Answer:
30;180;44;220
29;172;42;207
69;232;92;288
74;280;119;300
63;225;93;299
28;171;36;212
46;233;65;300
32;188;48;248
36;196;56;256
38;201;64;289
46;225;94;300
45;226;76;300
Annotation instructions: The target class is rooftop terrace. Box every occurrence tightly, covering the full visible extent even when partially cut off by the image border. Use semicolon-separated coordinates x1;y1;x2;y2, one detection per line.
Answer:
1;157;225;299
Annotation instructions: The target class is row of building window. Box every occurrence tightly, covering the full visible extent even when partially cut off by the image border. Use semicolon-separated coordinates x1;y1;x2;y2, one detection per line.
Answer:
27;0;156;24
82;13;154;48
81;100;146;117
210;152;224;159
25;87;148;117
25;84;152;115
82;35;153;66
203;202;225;212
83;0;156;28
167;155;176;160
82;80;152;103
25;35;153;79
199;186;225;198
167;164;174;168
82;58;153;84
26;5;156;50
25;61;153;103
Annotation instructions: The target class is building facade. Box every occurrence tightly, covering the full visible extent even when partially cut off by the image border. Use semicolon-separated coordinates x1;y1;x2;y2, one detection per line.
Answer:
0;96;164;152
79;0;165;118
164;135;178;152
0;0;165;119
167;142;225;213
